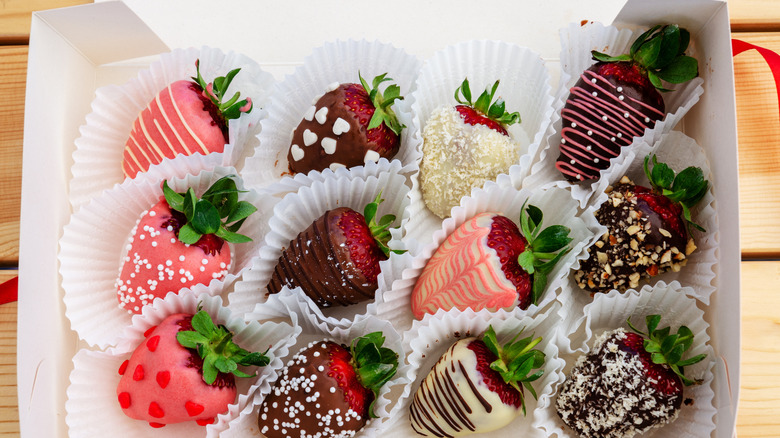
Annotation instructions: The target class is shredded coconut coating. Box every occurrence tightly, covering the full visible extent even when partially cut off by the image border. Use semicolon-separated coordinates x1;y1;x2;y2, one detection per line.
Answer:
419;106;521;218
556;329;680;438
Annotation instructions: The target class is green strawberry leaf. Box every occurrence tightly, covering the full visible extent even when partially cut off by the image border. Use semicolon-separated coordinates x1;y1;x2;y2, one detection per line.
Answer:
226;201;258;225
591;51;631;63
518;250;537;275
192;200;221;235
215;227;253;244
177;331;209;349
679;28;691;55
634;33;663;69
655;55;699;84
178;223;202;245
191;310;217;334
678;353;708;367
654;24;682;69
163;181;185;211
533;225;574;253
630;25;662;56
651;161;675;189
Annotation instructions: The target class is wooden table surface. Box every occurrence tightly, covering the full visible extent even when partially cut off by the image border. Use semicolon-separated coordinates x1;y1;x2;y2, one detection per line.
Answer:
1;0;780;436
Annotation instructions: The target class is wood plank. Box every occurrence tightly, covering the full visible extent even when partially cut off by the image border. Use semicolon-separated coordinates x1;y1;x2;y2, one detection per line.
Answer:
0;0;92;43
732;33;780;258
729;0;780;32
0;47;26;266
737;260;780;437
0;270;18;436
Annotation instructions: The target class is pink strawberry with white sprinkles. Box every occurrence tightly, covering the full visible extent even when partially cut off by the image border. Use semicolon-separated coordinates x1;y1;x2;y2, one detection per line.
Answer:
116;176;256;314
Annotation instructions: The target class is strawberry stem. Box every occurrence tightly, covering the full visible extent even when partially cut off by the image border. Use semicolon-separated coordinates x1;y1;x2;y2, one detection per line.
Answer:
643;154;709;233
362;192;405;257
192;59;253;120
358;72;405;136
349;331;399;418
454;77;521;127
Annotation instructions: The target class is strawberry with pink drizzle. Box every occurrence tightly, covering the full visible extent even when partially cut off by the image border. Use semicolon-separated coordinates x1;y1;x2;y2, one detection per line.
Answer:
123;60;252;178
555;25;698;181
411;205;571;319
116;176;256;314
117;309;270;428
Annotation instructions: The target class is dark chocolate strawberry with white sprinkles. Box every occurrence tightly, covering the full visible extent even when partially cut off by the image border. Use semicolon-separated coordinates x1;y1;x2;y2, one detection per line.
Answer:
555;24;699;181
556;315;706;438
287;72;405;174
575;155;708;292
257;332;399;438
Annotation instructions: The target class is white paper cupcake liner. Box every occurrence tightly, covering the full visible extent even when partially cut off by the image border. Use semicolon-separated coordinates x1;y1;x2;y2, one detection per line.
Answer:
539;283;716;438
227;289;409;437
228;161;411;322
70;46;275;209
523;22;705;207
375;182;603;333
242;39;422;190
381;305;565;438
404;40;556;236
555;130;717;314
65;292;299;438
60;166;277;349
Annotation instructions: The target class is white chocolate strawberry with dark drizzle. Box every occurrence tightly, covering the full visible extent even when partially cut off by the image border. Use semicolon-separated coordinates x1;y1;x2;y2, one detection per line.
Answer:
410;326;546;437
556;25;698;181
116;176;256;314
411;206;571;319
123;60;252;178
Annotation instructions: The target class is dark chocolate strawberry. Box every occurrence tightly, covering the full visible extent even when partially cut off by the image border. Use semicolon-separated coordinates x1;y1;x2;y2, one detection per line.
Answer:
287;72;405;174
556;315;706;438
555;24;699;181
575;155;708;292
410;326;546;436
267;193;402;307
454;78;521;135
257;332;399;438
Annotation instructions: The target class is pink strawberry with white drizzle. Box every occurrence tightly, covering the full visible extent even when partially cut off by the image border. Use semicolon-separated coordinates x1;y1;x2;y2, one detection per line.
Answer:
116;176;256;314
122;60;252;178
116;310;270;427
411;205;571;319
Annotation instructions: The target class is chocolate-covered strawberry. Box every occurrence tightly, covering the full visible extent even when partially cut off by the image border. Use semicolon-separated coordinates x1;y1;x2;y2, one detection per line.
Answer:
116;176;256;314
411;204;572;319
410;326;545;437
123;60;252;178
117;310;269;427
267;193;401;307
575;155;708;292
556;315;706;437
258;332;399;438
555;25;699;181
288;72;405;174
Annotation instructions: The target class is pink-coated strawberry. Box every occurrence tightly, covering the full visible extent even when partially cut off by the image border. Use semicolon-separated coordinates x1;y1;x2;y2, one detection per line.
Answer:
410;326;546;437
116;310;270;427
556;24;699;181
116;176;256;314
123;60;252;178
411;205;571;319
287;72;405;174
556;315;706;437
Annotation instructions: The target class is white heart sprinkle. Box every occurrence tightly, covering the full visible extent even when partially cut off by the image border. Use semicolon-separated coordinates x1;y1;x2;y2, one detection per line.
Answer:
329;162;346;171
321;137;337;154
364;150;380;163
303;129;317;146
290;144;304;161
332;118;350;135
303;106;316;121
326;82;340;92
315;107;329;124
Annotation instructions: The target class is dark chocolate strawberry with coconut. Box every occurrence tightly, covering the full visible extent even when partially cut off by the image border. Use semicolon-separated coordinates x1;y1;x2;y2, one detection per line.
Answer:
555;24;699;181
411;204;572;319
116;176;256;314
123;60;253;178
116;309;270;427
257;332;399;438
420;78;522;218
410;325;546;437
267;193;402;307
287;72;405;174
575;155;708;292
556;315;707;438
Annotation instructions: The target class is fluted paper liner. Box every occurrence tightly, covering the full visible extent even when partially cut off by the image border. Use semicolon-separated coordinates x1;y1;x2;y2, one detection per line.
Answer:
70;46;275;209
60;166;276;349
224;288;409;437
404;40;556;243
65;292;299;438
539;284;716;438
375;182;603;332
242;39;421;190
523;22;705;207
228;161;410;322
381;305;565;438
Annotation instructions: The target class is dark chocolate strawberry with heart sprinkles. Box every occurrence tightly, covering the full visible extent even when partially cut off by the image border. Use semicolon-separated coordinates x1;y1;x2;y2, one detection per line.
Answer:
555;24;699;181
575;155;708;292
556;315;707;438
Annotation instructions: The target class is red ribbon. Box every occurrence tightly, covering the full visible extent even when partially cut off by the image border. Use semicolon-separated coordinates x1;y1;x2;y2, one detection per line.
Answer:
0;276;17;306
733;39;780;125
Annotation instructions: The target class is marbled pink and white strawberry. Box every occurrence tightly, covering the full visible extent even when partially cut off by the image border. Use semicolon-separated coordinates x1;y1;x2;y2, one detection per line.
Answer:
122;60;252;178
